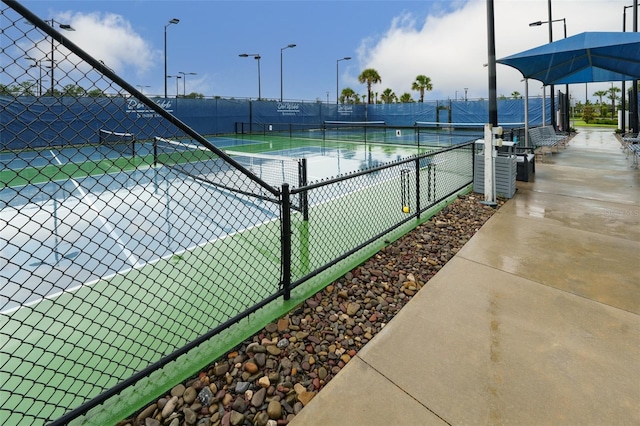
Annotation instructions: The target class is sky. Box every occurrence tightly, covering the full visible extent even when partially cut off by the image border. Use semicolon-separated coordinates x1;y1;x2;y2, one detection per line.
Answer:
16;0;635;103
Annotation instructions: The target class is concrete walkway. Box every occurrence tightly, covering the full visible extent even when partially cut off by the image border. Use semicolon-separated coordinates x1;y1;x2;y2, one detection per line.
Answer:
291;128;640;425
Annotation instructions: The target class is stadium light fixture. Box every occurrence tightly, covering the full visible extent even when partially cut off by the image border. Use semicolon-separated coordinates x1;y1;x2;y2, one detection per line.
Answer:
280;43;296;101
336;56;351;104
178;71;197;97
164;18;180;98
239;53;262;100
47;19;75;95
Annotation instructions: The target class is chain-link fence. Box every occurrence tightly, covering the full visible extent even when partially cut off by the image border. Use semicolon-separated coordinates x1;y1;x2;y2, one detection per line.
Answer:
1;1;474;424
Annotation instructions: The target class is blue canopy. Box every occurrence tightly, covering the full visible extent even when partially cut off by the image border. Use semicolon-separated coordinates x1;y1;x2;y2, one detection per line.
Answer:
497;32;640;85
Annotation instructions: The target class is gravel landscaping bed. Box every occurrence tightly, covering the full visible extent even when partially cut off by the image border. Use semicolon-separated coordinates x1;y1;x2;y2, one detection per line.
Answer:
120;193;503;426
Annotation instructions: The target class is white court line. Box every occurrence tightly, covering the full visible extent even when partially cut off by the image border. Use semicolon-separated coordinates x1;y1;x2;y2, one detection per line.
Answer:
49;150;140;267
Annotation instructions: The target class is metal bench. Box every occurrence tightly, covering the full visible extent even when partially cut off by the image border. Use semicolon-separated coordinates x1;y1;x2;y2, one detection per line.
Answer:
627;143;640;168
540;125;569;148
528;126;560;160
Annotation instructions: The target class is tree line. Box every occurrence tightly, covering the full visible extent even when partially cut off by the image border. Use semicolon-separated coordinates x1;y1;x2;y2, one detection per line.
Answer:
340;68;434;104
0;82;205;98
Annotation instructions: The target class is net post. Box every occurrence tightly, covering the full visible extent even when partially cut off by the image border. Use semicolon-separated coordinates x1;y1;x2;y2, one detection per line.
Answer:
281;183;292;300
153;138;158;167
299;158;309;221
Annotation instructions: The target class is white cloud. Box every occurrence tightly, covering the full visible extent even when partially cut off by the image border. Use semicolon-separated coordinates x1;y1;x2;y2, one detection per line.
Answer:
57;11;158;76
351;0;629;102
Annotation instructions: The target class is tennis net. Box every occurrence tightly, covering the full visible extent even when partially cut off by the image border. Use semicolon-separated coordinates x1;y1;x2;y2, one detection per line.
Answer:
152;137;305;197
322;120;386;142
98;129;136;156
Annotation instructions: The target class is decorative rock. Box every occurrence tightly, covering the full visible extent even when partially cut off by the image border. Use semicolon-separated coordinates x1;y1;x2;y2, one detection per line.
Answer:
293;383;305;395
136;403;157;423
265;323;278;333
346;302;360;316
222;393;233;406
244;362;259;374
251;387;267;407
221;411;231;426
267;400;282;419
213;363;229;376
277;317;289;331
198;386;214;406
254;412;270;426
184;386;197;404
184;407;197;425
298;391;316;406
254;352;267;367
171;384;186;397
279;358;292;374
235;381;251;393
161;396;178;418
145;419;160;426
231;397;247;413
266;345;282;356
258;376;270;388
317;366;328;380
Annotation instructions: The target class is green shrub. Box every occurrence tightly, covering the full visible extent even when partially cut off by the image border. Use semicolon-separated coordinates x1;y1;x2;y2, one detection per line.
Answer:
593;118;617;125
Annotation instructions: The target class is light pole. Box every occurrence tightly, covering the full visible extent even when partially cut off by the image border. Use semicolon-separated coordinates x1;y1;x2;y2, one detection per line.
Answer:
239;53;261;100
530;17;566;129
164;18;180;98
137;85;150;95
280;44;296;102
167;75;181;98
622;4;638;133
26;57;50;96
178;71;197;97
336;56;351;104
46;19;75;95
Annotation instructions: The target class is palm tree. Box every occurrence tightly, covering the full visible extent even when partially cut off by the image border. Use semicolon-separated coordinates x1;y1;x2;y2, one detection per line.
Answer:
15;81;37;96
511;91;521;99
399;92;413;103
380;88;396;104
411;74;433;103
607;86;621;118
593;90;607;116
358;68;382;104
340;87;356;104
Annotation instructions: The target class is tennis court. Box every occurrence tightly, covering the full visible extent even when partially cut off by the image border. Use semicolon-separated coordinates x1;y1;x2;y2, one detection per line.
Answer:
2;133;433;312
